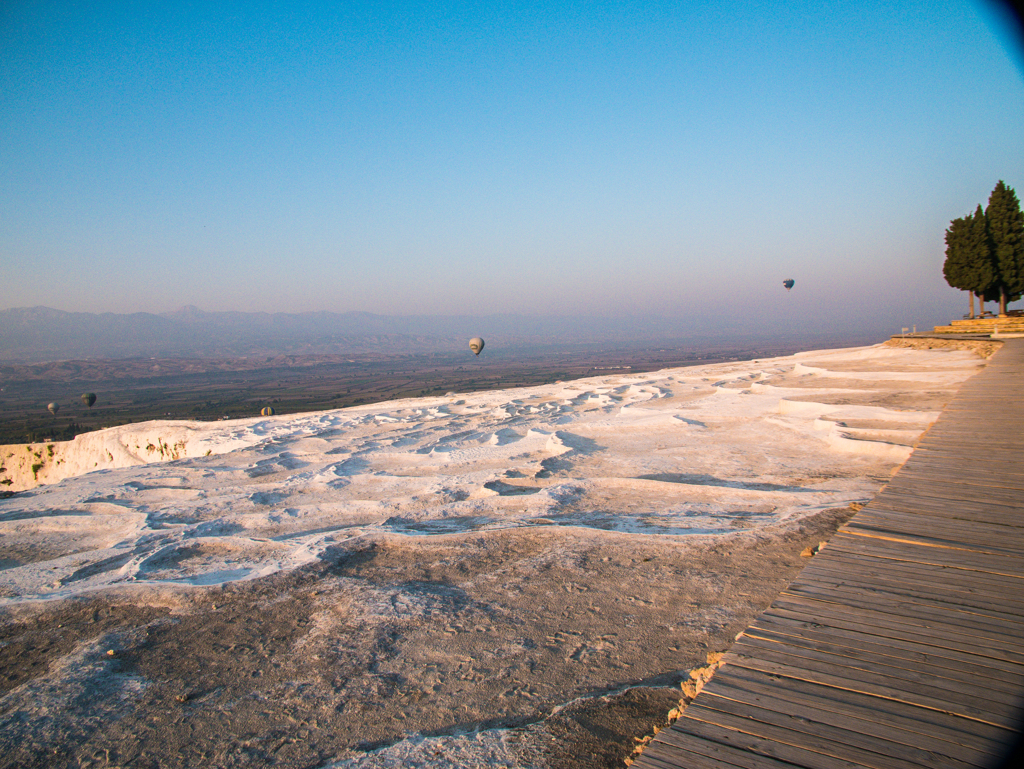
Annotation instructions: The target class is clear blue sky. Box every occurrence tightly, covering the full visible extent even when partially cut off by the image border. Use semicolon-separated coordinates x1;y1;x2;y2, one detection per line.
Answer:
2;0;1022;335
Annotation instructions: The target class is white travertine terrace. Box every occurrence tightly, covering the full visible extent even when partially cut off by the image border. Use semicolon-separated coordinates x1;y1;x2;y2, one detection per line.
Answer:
0;343;982;606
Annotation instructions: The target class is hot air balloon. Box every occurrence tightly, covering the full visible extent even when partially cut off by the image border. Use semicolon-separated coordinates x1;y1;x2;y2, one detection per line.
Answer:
783;279;795;291
81;392;97;408
260;406;276;416
468;337;485;356
47;402;60;415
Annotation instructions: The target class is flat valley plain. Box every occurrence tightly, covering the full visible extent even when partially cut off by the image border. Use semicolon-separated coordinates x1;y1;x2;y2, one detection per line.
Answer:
0;341;833;446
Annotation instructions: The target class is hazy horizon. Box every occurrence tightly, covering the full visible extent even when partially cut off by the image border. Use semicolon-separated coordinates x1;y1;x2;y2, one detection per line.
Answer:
0;303;938;366
3;1;1023;334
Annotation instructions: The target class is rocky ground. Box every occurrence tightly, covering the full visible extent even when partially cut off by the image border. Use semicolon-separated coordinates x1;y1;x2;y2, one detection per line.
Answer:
0;509;856;768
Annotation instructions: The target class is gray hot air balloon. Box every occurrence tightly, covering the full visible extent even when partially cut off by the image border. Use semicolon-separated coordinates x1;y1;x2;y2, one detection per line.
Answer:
47;402;60;415
783;279;795;291
468;337;485;356
81;392;97;408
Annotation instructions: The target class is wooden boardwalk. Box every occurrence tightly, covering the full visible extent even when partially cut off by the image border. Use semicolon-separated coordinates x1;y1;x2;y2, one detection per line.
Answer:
634;339;1024;769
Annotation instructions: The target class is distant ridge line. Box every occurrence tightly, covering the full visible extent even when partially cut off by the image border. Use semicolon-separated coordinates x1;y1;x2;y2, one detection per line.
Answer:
0;306;887;364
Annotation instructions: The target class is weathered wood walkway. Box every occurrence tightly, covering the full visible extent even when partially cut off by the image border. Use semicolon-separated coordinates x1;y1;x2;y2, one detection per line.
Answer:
634;339;1024;769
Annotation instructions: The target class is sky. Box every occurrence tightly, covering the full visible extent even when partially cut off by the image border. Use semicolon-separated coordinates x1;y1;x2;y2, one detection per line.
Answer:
2;0;1023;338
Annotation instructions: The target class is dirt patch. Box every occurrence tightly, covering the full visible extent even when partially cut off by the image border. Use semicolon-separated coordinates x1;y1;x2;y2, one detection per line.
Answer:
0;599;170;697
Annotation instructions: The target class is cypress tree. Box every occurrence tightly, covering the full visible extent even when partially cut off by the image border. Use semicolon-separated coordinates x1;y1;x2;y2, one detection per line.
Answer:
943;206;994;318
967;205;998;315
985;180;1024;316
943;215;972;317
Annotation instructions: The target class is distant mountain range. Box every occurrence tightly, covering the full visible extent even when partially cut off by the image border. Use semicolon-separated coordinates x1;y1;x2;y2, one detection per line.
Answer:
0;306;723;363
0;305;893;364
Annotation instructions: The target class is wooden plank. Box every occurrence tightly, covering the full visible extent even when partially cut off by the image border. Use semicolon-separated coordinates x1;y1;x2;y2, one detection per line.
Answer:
642;728;800;769
691;693;981;769
739;624;1024;693
749;614;1024;676
768;559;1024;616
659;716;872;769
783;561;1024;617
904;454;1024;469
726;638;1023;712
821;541;1024;582
877;482;1024;508
884;478;1024;498
630;740;718;769
860;498;1024;528
887;465;1024;486
847;510;1024;548
802;563;1024;606
864;503;1023;528
894;467;1024;486
913;446;1024;458
733;630;1024;699
914;439;1024;450
790;570;1024;623
869;490;1024;520
911;423;1024;437
914;435;1024;443
770;589;1019;651
721;649;1018;726
762;596;1024;664
805;546;1024;587
872;498;1024;517
848;510;1024;542
906;435;1024;447
912;440;1024;453
821;536;1024;577
682;701;953;769
761;602;1024;666
781;581;1024;636
804;548;1024;595
916;431;1024;441
793;551;1024;601
872;485;1024;513
919;454;1024;463
895;464;1024;485
839;522;1024;558
707;665;1011;756
866;496;1024;526
631;742;722;769
823;525;1023;563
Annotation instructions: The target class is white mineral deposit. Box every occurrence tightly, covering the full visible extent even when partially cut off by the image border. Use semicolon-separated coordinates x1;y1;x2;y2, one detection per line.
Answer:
0;343;987;768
